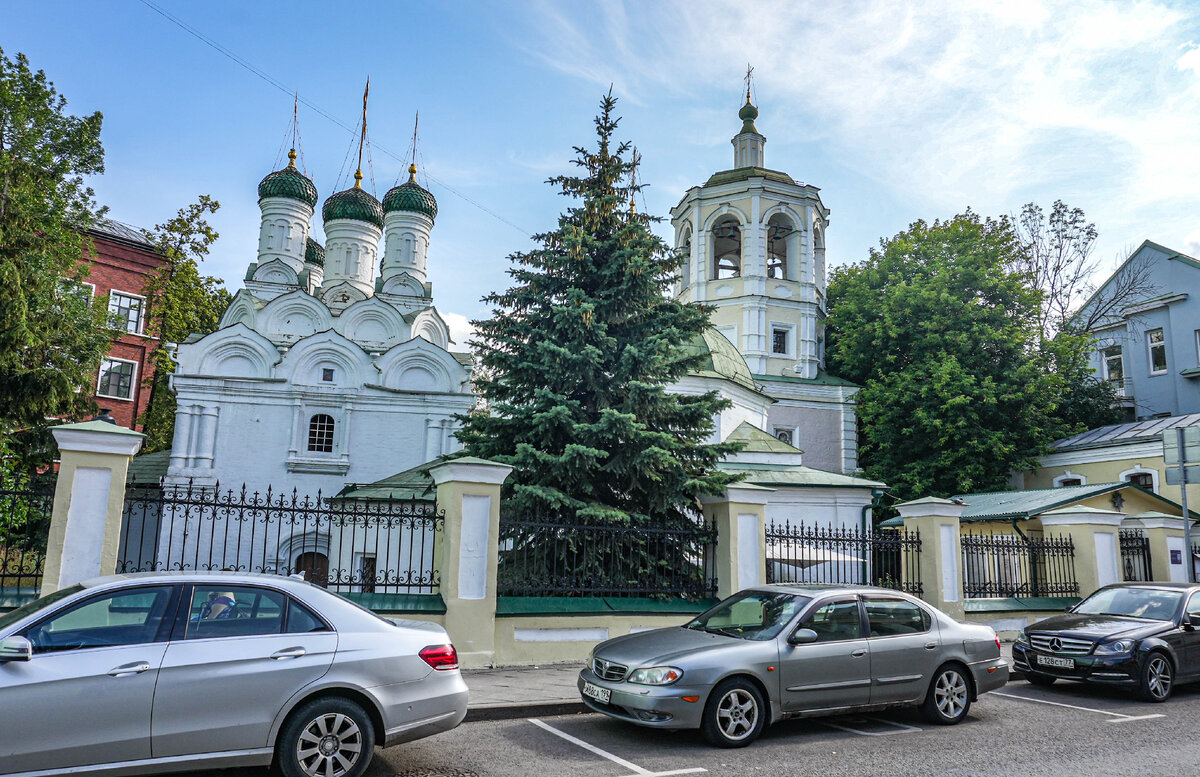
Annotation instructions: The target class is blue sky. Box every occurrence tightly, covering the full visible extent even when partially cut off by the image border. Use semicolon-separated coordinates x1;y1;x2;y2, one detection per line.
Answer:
8;1;1200;344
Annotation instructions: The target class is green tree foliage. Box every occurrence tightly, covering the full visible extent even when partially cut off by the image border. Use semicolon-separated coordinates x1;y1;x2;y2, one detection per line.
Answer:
137;196;230;452
827;212;1062;500
457;93;739;526
0;48;117;465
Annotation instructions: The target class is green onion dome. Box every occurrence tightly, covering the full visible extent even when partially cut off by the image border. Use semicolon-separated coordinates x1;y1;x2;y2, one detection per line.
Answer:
257;149;318;207
304;237;325;267
322;172;384;229
738;97;759;134
383;164;438;221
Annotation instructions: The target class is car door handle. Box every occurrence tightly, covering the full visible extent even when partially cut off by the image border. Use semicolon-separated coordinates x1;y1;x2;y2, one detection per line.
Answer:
270;647;307;660
850;649;867;658
925;642;938;650
107;662;151;677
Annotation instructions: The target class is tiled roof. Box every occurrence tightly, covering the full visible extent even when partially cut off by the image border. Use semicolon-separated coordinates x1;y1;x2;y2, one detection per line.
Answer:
1051;413;1200;452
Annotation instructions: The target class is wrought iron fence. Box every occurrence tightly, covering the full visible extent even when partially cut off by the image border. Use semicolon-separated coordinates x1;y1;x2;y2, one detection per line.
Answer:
960;532;1078;598
764;522;923;596
0;485;55;594
1119;528;1152;582
496;510;717;599
120;481;443;594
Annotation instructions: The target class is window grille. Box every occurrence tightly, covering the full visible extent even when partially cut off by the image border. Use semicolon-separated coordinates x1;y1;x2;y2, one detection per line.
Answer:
772;328;789;355
307;414;335;453
98;359;135;399
108;292;144;334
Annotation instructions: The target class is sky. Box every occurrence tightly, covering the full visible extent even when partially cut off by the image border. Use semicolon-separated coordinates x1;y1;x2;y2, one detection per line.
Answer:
8;0;1200;346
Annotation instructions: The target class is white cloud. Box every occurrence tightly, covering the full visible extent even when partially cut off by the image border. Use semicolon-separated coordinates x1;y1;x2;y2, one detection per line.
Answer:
441;311;478;351
520;0;1200;273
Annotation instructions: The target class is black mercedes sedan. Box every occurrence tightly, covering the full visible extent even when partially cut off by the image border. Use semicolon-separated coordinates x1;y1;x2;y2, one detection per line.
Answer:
1012;582;1200;702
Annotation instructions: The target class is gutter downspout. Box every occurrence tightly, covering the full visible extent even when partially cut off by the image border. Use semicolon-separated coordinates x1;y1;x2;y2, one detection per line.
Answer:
861;489;886;583
1012;516;1038;597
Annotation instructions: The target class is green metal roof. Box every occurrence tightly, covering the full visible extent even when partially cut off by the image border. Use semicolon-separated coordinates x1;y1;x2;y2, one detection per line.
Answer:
717;461;885;489
258;159;318;207
683;328;757;391
304;237;325;267
753;370;859;388
705;167;796;188
335;456;446;501
126;449;171;486
724;421;803;454
383;178;438;220
322;186;384;228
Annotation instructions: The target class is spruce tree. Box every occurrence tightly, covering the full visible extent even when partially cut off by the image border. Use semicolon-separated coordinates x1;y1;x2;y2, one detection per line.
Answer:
457;93;738;537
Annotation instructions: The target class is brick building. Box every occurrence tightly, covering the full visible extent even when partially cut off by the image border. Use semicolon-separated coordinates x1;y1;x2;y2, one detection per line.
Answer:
83;220;164;429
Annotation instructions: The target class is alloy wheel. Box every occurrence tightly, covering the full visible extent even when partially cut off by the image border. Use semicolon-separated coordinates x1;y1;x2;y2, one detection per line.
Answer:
296;712;363;777
1147;655;1172;700
715;688;759;741
934;669;968;720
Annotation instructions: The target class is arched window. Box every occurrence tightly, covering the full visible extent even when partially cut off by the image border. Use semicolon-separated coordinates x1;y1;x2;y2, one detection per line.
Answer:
767;214;796;280
294;551;329;588
712;217;741;279
814;223;827;288
307;414;335;453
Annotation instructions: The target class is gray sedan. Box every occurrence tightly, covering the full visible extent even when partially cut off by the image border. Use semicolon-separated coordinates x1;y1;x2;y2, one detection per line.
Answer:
578;584;1008;747
0;572;468;777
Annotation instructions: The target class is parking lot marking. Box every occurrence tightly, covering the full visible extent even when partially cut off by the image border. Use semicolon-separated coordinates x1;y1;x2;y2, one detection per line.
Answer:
528;718;707;777
818;716;922;737
992;692;1165;722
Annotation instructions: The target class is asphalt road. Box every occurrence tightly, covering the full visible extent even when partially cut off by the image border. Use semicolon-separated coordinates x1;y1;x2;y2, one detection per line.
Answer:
196;676;1200;777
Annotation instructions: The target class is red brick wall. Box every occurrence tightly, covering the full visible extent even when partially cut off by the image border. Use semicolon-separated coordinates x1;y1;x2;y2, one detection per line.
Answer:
82;230;164;430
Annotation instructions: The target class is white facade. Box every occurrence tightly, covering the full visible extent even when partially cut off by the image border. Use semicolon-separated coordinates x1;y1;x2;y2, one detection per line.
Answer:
167;162;470;498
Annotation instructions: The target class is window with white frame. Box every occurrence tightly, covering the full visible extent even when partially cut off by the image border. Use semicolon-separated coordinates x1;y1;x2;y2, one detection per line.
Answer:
108;291;145;334
770;323;795;357
307;414;335;453
1147;328;1168;375
1121;466;1157;493
97;358;137;400
1194;329;1200;366
773;427;798;447
1101;346;1123;385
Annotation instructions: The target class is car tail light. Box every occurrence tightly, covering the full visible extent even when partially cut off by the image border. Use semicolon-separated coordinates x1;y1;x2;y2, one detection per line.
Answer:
419;644;459;670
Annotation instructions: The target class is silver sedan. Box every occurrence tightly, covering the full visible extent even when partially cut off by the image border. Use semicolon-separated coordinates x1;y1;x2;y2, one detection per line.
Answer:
0;572;468;777
578;584;1008;747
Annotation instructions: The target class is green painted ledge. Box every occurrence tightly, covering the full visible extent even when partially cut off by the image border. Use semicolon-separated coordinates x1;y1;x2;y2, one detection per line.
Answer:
497;596;717;617
963;597;1080;613
338;592;446;614
0;588;39;611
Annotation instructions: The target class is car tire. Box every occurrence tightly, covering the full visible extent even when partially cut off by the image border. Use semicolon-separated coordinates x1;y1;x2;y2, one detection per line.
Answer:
701;677;767;748
1135;651;1174;703
277;697;375;777
921;664;972;725
1025;672;1057;687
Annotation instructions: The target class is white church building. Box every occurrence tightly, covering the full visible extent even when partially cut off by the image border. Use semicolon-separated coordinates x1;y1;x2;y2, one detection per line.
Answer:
165;152;472;497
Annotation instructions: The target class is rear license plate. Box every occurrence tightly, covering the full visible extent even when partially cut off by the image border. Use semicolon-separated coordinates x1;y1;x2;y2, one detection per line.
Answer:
1036;654;1074;669
582;680;611;704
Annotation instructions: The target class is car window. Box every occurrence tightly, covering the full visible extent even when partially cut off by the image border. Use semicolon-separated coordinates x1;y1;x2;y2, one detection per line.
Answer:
864;597;930;637
802;599;863;642
0;584;83;633
1074;587;1183;621
184;585;287;639
685;591;809;641
285;600;329;634
21;586;174;654
1187;593;1200;618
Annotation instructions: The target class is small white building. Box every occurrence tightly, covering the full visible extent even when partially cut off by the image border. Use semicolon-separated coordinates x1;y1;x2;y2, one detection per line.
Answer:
166;152;473;497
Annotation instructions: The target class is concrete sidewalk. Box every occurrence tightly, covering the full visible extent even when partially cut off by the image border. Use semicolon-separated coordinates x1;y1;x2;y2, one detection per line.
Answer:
463;644;1018;722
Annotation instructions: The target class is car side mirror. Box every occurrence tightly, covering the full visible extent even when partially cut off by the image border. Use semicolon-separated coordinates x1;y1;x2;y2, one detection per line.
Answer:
0;636;32;663
788;628;818;646
1188;614;1200;630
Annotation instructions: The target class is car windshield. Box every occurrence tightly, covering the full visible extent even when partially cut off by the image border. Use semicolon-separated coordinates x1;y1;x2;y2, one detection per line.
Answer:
0;585;84;633
685;591;809;641
1073;587;1184;621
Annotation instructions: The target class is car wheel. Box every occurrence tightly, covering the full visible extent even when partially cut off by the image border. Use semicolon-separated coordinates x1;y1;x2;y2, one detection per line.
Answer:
1025;672;1057;687
921;664;972;725
1135;652;1174;703
701;678;766;748
277;697;375;777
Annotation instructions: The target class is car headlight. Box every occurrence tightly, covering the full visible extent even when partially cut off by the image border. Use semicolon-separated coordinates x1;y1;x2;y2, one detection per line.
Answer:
1015;630;1029;645
585;649;594;670
1094;640;1134;655
628;666;683;685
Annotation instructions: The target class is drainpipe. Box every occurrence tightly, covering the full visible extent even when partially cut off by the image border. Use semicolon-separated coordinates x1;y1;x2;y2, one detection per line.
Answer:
1012;516;1038;597
861;489;885;583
